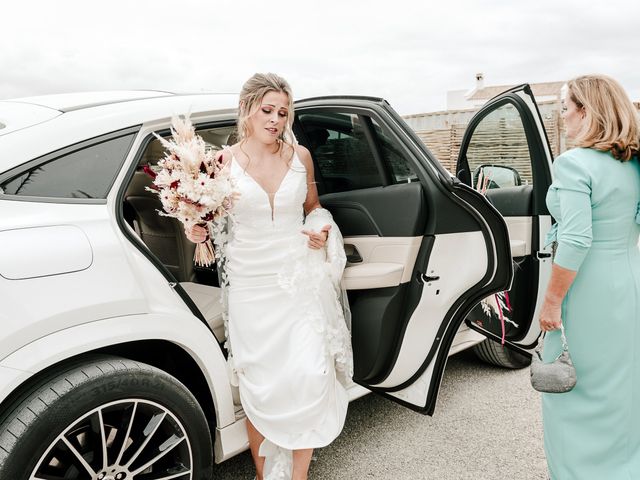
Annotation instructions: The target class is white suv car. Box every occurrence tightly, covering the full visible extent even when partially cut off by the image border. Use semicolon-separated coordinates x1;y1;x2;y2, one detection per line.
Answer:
0;88;553;479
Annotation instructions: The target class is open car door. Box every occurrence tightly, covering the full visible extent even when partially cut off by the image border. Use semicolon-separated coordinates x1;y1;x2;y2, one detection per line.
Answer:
293;96;514;414
456;84;554;357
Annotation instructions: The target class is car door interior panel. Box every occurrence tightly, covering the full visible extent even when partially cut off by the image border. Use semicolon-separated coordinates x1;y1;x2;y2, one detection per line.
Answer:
319;188;430;383
320;183;507;390
343;236;422;284
321;182;426;237
343;263;403;290
371;230;489;388
484;184;533;216
504;216;532;257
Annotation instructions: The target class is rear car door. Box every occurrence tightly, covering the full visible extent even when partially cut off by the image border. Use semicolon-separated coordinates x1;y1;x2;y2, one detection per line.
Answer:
455;85;554;352
294;96;513;414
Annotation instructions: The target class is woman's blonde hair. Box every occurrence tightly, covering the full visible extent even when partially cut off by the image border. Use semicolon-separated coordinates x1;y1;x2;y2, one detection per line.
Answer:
566;74;640;161
236;72;295;148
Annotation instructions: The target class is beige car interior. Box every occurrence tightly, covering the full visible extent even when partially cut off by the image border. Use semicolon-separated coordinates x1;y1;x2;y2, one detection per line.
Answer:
504;216;532;258
343;236;422;289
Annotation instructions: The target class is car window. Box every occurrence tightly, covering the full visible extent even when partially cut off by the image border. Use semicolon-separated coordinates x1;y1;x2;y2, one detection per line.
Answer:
465;103;532;191
1;133;135;199
298;111;417;194
370;118;418;184
298;111;381;194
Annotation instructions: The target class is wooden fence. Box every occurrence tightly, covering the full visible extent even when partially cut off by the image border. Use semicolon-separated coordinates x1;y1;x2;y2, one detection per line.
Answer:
405;101;640;174
406;100;640;176
407;101;563;179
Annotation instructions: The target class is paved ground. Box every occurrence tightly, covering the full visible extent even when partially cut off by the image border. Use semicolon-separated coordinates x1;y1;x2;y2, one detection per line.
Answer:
212;350;549;479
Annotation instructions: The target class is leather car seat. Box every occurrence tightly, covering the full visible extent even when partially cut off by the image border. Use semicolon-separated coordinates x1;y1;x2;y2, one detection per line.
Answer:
124;170;196;283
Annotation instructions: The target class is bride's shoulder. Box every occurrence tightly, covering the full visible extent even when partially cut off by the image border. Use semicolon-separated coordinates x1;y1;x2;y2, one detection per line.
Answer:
292;144;312;168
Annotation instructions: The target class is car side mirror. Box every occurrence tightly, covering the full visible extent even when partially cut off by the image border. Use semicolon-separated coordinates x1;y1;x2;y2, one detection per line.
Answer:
472;164;521;191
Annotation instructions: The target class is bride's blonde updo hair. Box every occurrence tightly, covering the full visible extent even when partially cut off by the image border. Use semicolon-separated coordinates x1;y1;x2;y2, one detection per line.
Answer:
236;73;295;148
566;74;640;161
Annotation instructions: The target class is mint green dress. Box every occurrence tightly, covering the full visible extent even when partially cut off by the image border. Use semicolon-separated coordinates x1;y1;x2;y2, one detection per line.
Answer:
543;148;640;479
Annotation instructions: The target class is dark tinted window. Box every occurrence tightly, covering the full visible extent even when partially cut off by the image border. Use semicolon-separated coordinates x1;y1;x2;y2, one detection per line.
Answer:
371;118;417;183
299;112;381;194
298;111;418;194
1;133;134;199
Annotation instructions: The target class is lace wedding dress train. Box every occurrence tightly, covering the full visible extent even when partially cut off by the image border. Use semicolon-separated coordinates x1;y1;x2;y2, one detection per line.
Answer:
220;148;353;479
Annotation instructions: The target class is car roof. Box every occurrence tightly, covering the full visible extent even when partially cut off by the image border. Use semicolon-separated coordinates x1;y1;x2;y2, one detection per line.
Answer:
0;91;239;173
6;90;176;112
0;101;62;136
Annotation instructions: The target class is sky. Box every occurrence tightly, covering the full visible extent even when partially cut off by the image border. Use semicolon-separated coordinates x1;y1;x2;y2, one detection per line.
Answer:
2;0;640;115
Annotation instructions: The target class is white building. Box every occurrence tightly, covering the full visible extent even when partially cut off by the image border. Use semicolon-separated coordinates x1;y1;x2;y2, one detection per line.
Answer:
446;73;564;110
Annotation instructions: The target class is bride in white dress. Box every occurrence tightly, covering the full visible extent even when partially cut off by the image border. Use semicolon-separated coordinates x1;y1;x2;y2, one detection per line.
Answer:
187;73;353;480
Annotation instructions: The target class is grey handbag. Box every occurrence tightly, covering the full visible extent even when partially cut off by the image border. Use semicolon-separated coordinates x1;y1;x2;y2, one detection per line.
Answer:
530;324;577;393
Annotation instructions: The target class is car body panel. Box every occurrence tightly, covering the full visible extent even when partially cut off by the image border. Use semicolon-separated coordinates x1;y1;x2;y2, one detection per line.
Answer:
0;101;62;136
0;225;92;279
0;204;145;357
0;312;236;427
9;90;174;111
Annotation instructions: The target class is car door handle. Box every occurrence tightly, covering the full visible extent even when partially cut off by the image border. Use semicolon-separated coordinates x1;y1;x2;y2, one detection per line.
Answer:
347;253;363;263
419;273;440;283
344;244;363;263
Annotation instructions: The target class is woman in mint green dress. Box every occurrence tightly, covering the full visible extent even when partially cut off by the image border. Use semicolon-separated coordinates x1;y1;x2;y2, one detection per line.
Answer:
539;74;640;479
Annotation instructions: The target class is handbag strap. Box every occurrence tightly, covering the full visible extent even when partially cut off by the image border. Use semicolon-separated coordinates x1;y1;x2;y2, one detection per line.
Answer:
535;324;569;357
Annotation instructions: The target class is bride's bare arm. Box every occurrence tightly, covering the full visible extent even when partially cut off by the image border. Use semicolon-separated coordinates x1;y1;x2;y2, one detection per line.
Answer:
297;145;331;249
297;145;321;214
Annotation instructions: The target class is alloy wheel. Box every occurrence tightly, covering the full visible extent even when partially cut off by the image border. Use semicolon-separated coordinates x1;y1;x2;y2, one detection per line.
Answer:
29;398;193;480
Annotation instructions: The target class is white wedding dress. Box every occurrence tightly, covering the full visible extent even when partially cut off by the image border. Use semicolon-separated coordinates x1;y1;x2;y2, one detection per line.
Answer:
221;148;353;479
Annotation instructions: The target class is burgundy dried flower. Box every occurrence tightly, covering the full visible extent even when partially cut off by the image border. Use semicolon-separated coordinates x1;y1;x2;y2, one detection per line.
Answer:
143;164;157;179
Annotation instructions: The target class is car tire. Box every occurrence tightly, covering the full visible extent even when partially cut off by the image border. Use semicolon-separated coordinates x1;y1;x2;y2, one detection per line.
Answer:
0;355;213;480
473;339;531;369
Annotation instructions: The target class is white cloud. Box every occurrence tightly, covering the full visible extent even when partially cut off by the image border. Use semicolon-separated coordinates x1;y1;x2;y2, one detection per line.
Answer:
2;0;639;114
